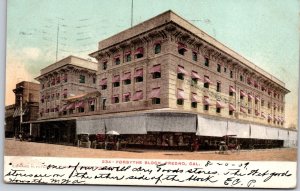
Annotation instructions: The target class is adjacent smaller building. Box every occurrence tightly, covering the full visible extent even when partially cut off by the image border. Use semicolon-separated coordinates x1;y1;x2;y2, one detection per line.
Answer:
12;81;40;137
5;104;15;137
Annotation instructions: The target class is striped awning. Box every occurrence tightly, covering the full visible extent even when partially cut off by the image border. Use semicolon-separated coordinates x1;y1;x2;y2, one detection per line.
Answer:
177;89;186;100
229;104;236;111
132;91;143;101
134;69;143;77
229;86;236;93
150;65;161;73
191;94;201;103
149;88;160;99
177;66;189;75
191;71;201;79
216;101;225;108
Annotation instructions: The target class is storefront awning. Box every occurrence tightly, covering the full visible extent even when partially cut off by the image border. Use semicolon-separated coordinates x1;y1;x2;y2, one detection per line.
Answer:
250;124;267;139
147;113;196;133
105;115;147;134
266;127;279;140
278;129;289;140
76;119;105;134
196;115;227;137
227;121;250;138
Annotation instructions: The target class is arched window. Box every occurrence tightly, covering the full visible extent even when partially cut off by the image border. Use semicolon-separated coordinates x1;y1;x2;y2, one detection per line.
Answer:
154;44;161;54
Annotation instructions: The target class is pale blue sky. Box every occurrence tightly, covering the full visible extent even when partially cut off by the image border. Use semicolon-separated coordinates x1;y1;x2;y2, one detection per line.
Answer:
6;0;299;127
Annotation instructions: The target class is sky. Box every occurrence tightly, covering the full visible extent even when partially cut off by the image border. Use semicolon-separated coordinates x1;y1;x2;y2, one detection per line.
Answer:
5;0;299;128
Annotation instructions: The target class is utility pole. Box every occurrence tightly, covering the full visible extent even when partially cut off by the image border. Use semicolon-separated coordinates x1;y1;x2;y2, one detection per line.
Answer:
131;0;133;27
19;95;23;133
55;17;64;61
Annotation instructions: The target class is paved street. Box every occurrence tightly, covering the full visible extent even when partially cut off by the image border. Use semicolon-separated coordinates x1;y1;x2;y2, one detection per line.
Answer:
4;139;297;161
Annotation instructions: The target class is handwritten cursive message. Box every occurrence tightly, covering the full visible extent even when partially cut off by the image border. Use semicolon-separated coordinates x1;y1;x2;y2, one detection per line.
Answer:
4;156;296;188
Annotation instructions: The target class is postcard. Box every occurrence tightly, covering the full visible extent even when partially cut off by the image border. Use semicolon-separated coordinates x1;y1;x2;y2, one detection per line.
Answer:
4;0;298;189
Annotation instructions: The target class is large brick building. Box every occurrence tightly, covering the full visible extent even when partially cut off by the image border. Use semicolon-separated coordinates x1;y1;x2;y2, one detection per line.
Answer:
30;11;296;148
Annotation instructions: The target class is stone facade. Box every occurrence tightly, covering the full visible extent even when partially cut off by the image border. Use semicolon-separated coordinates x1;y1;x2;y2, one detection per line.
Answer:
88;10;289;128
35;55;97;119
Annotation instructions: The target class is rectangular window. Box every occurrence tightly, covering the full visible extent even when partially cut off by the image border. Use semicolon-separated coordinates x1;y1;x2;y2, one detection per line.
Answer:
89;105;95;112
177;99;184;105
224;67;227;73
126;54;131;62
115;57;120;65
101;85;107;90
217;82;221;92
177;73;184;80
240;75;243;82
204;105;209;111
124;94;130;102
248;108;251;114
261;100;265;107
229;110;233;115
135;76;143;82
268;102;271;109
153;72;161;79
204;76;210;89
191;102;197;108
102;98;106;110
192;52;197;61
216;108;221;113
230;71;233;78
124;79;131;85
79;75;85;83
135;47;144;58
154;44;161;54
93;77;96;84
78;107;84;113
102;62;107;70
113;82;120;87
217;64;221;73
152;98;161;105
204;58;209;67
113;96;119;104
